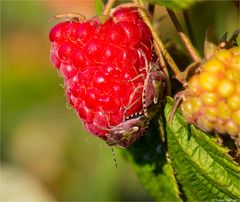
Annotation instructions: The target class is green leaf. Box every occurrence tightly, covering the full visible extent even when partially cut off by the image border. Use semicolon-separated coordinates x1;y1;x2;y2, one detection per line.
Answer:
148;0;197;10
124;119;182;201
164;97;240;201
95;0;104;15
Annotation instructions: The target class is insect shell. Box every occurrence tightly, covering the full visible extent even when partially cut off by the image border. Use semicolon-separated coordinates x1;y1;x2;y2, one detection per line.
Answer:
106;62;165;148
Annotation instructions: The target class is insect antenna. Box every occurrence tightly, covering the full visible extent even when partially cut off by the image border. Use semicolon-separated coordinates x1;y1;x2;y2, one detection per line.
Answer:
111;147;118;168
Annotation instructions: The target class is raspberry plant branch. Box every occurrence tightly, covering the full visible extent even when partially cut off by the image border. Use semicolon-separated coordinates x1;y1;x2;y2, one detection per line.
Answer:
167;9;201;63
182;10;196;47
137;8;181;76
153;40;171;96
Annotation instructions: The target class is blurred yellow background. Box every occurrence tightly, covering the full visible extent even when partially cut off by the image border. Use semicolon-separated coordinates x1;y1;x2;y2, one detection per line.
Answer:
1;1;152;201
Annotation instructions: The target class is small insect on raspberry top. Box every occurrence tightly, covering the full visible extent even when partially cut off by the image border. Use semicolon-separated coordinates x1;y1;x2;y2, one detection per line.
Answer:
49;7;165;148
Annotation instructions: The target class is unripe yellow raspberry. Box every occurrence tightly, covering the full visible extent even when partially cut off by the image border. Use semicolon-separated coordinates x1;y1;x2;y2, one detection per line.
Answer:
201;92;218;106
188;75;202;95
202;58;225;75
181;47;240;144
199;72;218;91
232;110;240;125
216;49;232;64
217;79;235;98
230;46;240;55
227;95;240;110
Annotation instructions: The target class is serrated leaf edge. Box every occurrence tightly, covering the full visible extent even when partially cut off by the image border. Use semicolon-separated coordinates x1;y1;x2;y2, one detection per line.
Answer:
165;97;240;199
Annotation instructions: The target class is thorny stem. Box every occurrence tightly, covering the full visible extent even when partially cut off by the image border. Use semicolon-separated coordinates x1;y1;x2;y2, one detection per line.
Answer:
154;41;171;96
103;0;117;16
167;9;201;63
138;8;181;76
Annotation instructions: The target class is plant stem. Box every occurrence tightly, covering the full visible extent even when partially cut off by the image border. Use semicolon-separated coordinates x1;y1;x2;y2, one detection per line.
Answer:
103;0;117;16
138;8;181;76
154;41;171;96
167;9;201;63
183;10;196;47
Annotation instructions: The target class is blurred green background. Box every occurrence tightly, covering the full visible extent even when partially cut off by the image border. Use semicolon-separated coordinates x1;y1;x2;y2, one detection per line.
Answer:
1;0;238;201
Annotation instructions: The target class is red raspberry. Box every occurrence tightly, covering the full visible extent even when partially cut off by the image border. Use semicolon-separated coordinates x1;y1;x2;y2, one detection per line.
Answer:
49;7;158;147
